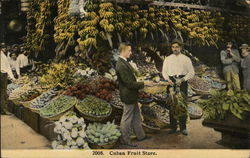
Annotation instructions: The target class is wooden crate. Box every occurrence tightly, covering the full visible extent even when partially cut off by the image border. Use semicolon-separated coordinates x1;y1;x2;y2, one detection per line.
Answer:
39;117;57;141
13;104;24;120
7;100;15;113
23;107;40;133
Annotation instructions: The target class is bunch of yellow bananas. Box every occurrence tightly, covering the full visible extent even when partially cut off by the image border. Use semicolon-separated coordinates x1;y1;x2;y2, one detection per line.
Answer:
54;0;77;44
25;0;54;53
39;60;77;89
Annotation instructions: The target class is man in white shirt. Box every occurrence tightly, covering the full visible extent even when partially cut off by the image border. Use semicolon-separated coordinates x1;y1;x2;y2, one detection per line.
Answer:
18;47;29;68
8;52;21;79
162;39;195;135
18;48;30;74
1;44;13;115
1;45;15;80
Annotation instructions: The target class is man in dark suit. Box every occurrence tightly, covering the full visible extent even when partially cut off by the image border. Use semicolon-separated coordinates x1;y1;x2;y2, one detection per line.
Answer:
116;43;152;147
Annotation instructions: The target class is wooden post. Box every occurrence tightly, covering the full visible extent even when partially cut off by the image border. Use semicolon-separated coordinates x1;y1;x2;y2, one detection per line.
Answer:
0;72;8;114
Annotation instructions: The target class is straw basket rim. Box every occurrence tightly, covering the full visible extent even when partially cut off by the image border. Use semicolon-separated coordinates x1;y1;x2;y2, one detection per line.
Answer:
40;95;77;120
75;96;112;122
87;138;118;149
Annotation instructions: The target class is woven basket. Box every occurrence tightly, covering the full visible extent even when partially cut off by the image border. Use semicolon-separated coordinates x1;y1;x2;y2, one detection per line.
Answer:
29;107;41;113
29;89;63;113
76;108;112;122
154;119;170;129
188;103;203;119
41;106;75;121
191;87;210;95
40;96;77;121
144;85;167;94
19;100;33;108
111;103;123;110
189;77;211;95
142;122;160;133
76;98;112;122
9;98;21;105
87;139;118;149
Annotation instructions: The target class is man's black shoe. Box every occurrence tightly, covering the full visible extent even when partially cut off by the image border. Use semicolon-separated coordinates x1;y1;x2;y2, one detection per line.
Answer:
167;129;177;134
138;136;152;141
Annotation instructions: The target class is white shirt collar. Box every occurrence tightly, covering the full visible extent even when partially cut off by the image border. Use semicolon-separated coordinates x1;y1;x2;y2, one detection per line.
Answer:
119;56;127;61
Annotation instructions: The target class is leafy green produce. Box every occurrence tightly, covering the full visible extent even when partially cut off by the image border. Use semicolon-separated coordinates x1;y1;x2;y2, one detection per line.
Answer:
86;121;121;145
166;87;188;120
40;95;76;118
198;90;250;120
76;95;112;116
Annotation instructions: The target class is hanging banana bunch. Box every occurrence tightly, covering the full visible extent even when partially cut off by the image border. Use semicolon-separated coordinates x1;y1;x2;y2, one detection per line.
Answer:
25;0;38;54
77;11;99;51
25;0;54;53
98;2;116;48
113;6;125;42
155;8;170;42
54;0;77;45
227;15;250;43
129;5;140;40
146;7;158;41
138;10;149;40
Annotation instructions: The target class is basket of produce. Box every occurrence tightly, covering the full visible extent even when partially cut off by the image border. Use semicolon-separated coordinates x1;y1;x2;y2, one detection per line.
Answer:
188;76;211;95
64;77;116;102
40;95;77;121
110;90;124;110
141;102;170;129
7;83;23;95
19;89;41;108
29;88;61;113
144;85;167;94
150;103;170;128
188;103;203;119
9;84;32;101
86;122;121;149
76;95;112;122
142;120;160;133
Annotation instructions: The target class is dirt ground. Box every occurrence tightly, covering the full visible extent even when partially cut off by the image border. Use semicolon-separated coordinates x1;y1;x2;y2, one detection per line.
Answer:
1;114;225;149
117;119;225;149
1;115;50;149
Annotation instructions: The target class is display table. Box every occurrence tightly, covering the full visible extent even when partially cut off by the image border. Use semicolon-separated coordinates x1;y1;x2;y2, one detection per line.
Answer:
202;113;250;148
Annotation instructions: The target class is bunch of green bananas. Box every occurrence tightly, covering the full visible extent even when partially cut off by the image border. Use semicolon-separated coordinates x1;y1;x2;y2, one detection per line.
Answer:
198;90;250;120
167;87;188;120
226;15;250;43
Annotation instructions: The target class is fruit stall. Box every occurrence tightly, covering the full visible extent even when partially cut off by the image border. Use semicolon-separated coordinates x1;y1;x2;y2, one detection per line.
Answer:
2;0;250;149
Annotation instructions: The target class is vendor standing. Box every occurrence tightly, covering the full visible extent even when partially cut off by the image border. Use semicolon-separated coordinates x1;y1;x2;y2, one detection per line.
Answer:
0;43;12;115
220;41;241;90
17;47;30;74
240;44;250;92
162;39;195;135
1;44;15;81
8;51;21;79
116;43;152;147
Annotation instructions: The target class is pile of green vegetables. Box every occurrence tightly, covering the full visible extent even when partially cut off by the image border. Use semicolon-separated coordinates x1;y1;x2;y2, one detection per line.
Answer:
198;90;250;120
86;122;121;145
76;96;112;116
40;95;76;118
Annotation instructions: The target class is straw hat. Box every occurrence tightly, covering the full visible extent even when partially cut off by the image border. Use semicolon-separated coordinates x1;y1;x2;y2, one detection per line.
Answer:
240;44;249;49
